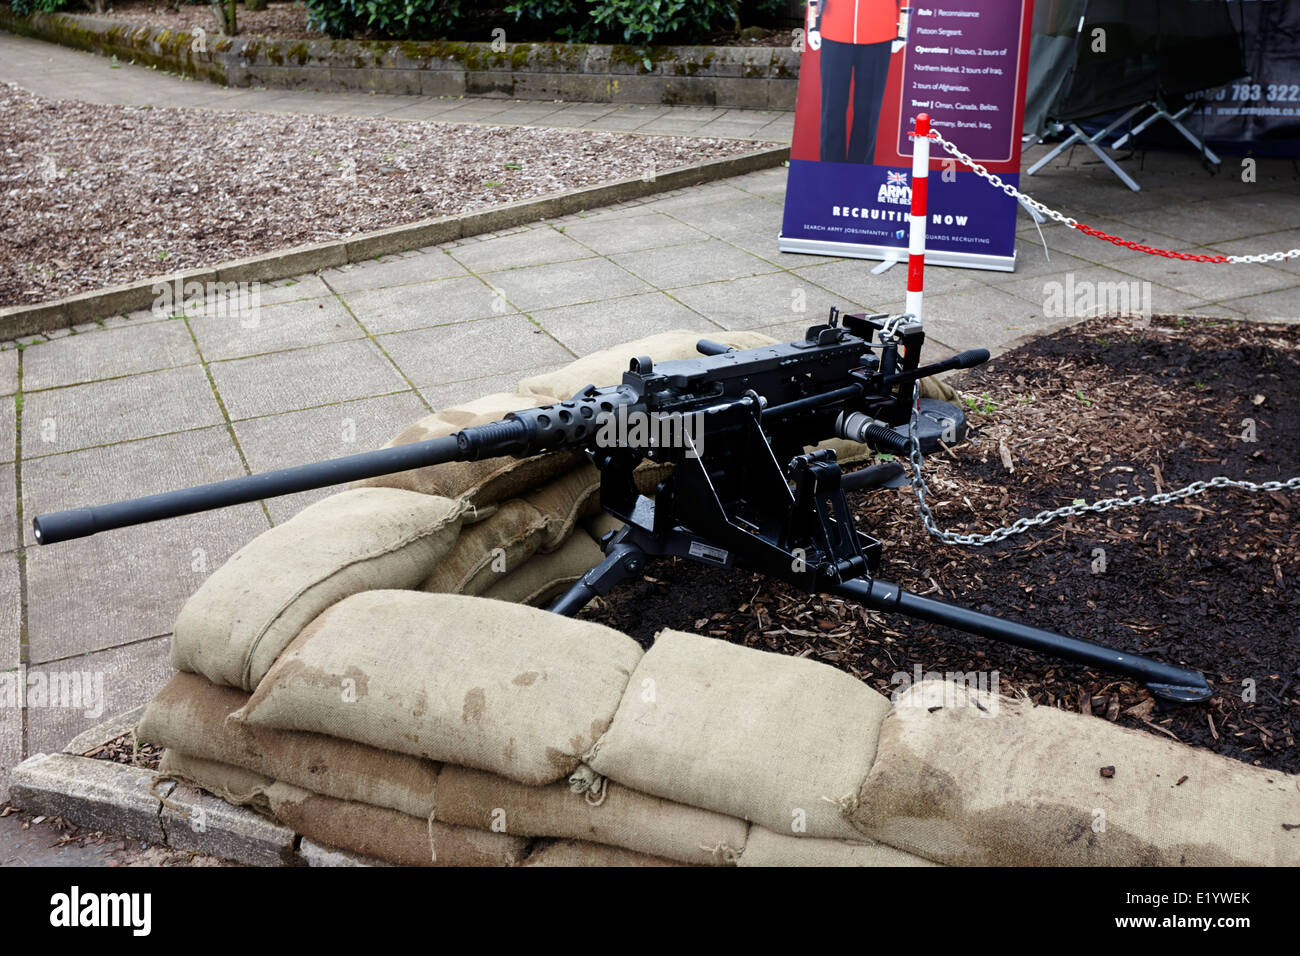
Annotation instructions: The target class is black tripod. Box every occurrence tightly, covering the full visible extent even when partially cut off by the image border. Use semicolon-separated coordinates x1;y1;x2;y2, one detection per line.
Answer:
549;401;1212;705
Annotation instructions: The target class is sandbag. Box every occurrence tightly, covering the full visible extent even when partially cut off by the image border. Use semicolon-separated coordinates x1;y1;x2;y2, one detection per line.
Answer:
171;488;467;691
236;590;644;786
849;680;1300;867
522;839;684;867
261;781;529;867
518;330;779;400
481;530;604;608
158;750;275;816
921;375;958;402
737;826;937;867
434;764;747;866
523;464;602;552
139;672;439;818
586;629;891;840
353;392;584;505
420;500;548;595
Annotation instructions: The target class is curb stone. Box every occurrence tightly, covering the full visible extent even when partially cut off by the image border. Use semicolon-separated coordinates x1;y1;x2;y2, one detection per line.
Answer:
9;752;298;866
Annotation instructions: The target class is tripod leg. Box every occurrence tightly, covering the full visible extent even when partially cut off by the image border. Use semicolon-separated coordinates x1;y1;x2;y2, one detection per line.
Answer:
548;541;648;617
834;577;1211;704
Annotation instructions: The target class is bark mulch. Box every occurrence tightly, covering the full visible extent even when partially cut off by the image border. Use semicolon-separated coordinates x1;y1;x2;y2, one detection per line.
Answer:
0;81;771;306
582;314;1300;775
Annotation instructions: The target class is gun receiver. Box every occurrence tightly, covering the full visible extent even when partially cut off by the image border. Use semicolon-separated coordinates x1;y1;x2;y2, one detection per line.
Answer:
32;310;1211;704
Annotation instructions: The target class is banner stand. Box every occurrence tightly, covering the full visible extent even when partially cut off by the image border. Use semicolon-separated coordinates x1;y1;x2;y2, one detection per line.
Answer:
777;238;1017;273
779;0;1035;274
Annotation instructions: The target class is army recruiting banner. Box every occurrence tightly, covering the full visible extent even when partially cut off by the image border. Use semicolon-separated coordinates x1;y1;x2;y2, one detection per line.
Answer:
780;1;1035;271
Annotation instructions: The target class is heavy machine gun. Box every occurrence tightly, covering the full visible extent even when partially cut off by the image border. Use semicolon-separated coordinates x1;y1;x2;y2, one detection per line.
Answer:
32;309;1212;703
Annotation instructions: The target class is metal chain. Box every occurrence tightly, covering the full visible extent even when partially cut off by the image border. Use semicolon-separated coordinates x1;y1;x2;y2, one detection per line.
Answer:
903;382;1300;547
924;129;1300;265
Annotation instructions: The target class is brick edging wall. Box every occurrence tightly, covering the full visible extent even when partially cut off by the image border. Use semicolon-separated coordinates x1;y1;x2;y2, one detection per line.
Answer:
0;10;801;109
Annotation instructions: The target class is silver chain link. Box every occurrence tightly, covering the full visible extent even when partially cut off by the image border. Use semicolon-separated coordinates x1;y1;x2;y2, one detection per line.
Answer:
925;129;1300;265
904;382;1300;547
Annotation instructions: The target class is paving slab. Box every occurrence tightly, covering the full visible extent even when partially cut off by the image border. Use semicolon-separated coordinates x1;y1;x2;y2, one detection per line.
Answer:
0;395;14;466
418;364;565;411
22;426;270;659
207;338;411;420
18;320;199;392
448;227;597;273
1119;193;1300;247
669;271;868;331
611;238;780;289
0;701;21;805
0;349;16;397
187;293;364;361
20;364;225;456
793;256;980;302
1110;256;1299;306
0;464;14;553
232;391;430;524
341;274;515;334
912;284;1074;353
531;291;719;356
321;249;469;294
480;256;653;312
0;551;16;671
1209;231;1300;277
557;211;709;255
24;637;173;757
378;313;574;388
1217;287;1300;324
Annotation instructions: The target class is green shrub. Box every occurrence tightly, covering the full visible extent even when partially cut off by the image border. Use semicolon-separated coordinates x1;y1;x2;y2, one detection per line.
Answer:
300;0;785;42
304;0;470;39
8;0;74;15
506;0;786;44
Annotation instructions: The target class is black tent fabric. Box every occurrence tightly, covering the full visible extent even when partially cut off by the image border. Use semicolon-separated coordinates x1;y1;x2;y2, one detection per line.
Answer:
1048;0;1245;122
1023;0;1088;138
1144;0;1300;156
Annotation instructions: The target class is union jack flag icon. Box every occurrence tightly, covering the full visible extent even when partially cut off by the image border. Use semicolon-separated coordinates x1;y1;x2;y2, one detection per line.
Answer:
886;171;909;186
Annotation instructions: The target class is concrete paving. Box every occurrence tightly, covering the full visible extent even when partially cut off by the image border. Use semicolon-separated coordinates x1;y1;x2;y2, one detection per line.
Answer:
2;28;1299;803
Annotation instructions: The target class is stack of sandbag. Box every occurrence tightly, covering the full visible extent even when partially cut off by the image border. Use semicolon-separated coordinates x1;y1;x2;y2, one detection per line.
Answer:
847;680;1300;867
145;590;931;866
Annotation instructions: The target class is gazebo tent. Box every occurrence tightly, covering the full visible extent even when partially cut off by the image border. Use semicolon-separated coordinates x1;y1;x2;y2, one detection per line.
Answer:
1024;0;1297;157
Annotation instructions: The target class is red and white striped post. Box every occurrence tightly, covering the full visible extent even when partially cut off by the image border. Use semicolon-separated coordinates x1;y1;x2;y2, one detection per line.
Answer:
906;112;931;321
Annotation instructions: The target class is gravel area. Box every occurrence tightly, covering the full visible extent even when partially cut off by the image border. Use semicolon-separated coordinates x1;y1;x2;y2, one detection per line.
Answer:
0;81;771;306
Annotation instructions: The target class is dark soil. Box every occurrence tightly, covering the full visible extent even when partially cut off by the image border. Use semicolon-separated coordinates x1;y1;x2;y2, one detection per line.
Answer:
581;315;1300;775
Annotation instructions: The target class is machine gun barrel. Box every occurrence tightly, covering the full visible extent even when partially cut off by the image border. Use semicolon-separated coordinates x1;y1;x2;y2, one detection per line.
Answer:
31;435;466;545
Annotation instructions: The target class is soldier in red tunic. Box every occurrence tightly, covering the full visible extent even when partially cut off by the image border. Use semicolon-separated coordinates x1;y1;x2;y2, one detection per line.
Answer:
807;1;910;164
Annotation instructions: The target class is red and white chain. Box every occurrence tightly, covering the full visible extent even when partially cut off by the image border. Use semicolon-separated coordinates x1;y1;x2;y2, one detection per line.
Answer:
924;129;1300;266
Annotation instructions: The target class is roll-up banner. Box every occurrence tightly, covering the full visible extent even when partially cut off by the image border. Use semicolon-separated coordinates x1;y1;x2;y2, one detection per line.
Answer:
780;1;1036;272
